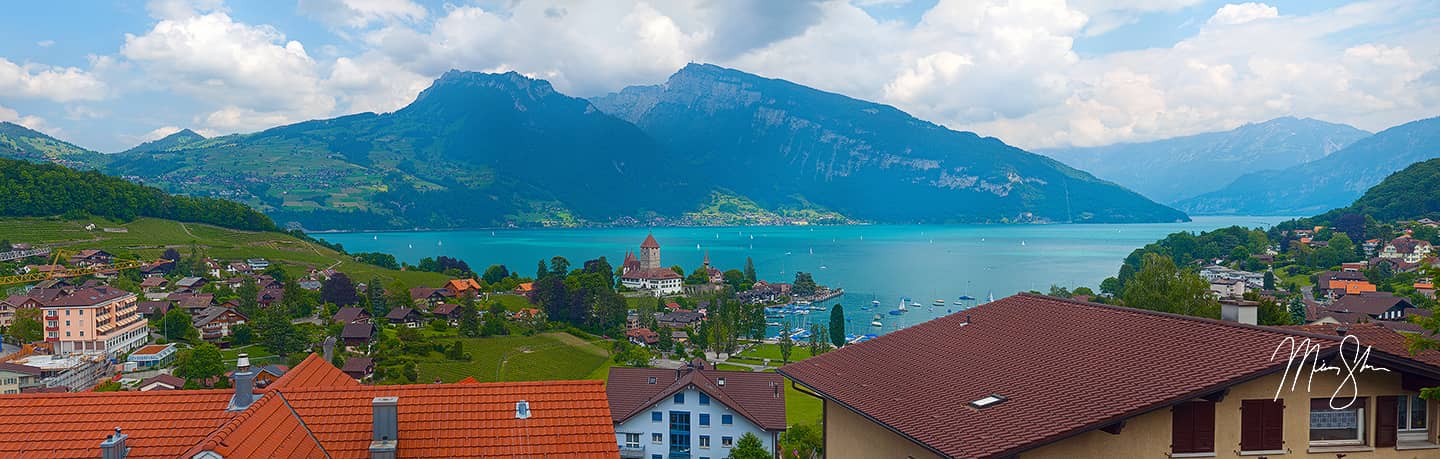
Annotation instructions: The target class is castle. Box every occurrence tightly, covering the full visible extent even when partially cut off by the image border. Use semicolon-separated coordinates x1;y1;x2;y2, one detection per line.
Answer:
620;234;683;296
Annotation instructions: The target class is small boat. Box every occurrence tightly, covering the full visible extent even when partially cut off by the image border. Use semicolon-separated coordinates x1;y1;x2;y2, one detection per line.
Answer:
407;244;413;249
795;309;809;315
871;300;881;306
888;310;902;316
870;320;883;327
910;302;922;308
819;265;828;269
696;244;701;249
952;300;964;305
958;295;976;301
766;322;782;327
933;299;945;306
765;314;783;320
372;235;377;240
796;300;811;306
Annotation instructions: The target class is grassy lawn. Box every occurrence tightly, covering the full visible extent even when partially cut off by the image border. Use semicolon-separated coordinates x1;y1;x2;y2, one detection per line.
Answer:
489;294;534;312
785;378;823;426
0;217;447;288
737;343;813;362
416;332;614;383
714;363;752;372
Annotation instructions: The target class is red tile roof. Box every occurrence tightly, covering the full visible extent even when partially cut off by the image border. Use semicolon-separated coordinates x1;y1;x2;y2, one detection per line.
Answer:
641;234;660;248
183;392;328;458
608;364;786;431
266;353;361;391
0;389;236;458
778;293;1357;458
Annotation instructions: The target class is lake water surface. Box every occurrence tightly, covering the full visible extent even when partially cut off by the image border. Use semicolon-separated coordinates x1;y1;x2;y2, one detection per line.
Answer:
318;216;1292;337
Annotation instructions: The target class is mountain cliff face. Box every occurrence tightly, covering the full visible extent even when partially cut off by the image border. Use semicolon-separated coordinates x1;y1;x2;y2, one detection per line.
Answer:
1175;117;1440;215
593;63;1187;224
1044;117;1370;204
0;122;109;169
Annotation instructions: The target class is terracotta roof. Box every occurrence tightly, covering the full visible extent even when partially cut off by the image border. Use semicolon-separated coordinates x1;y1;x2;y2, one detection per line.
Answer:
280;380;617;458
0;389;236;458
138;374;186;390
777;293;1355;458
640;234;660;248
183;391;328;458
266;354;361;391
608;365;786;431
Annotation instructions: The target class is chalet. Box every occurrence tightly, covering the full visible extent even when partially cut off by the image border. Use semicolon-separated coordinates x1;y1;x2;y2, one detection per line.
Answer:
133;301;170;319
136;374;185;391
409;287;453;306
780;294;1440;458
657;311;704;329
227;364;290;388
608;359;786;458
341;357;374;380
670;330;688;343
444;279;483;297
431;303;462;322
202;258;222;278
385;307;422;325
67;249;113;266
1341;261;1368;272
514;308;542;320
332;307;371;324
0;295;42;327
138;260;172;277
1380;236;1434;263
169;293;214;315
513;282;534;297
257;287;284;307
625;328;660;347
174;276;207;291
1317;270;1374;298
1329;292;1416;321
226;262;251;275
1418;282;1436;299
139;277;169;292
341;322;376;347
192;306;248;341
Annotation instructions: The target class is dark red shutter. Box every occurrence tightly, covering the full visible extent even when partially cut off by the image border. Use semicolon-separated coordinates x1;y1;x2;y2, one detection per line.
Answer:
1195;401;1216;452
1173;403;1196;453
1261;400;1285;450
1240;400;1263;451
1241;400;1283;451
1376;396;1399;447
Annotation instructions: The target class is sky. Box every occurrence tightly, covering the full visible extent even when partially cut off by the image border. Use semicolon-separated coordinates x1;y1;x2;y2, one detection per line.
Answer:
0;0;1436;152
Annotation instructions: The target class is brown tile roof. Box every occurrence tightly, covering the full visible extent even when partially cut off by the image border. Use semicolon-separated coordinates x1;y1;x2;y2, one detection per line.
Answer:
432;303;459;316
640;234;660;248
1276;322;1440;367
607;364;786;431
1331;292;1413;315
622;267;681;280
0;362;41;376
341;357;374;374
138;374;186;390
42;286;131;307
777;293;1355;459
385;307;417;320
332;306;369;323
135;301;170;316
341;322;376;341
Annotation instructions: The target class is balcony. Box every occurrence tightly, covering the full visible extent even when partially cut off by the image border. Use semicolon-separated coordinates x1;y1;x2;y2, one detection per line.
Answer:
618;445;647;459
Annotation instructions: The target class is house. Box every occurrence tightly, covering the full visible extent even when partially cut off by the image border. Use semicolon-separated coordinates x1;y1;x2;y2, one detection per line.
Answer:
257;287;284;308
1329;292;1416;321
192;306;248;341
20;264;65;275
138;260;171;277
167;292;215;315
0;363;42;394
444;278;483;296
174;277;207;291
432;303;462;322
332;306;371;324
409;286;453;307
202;258;223;278
1208;279;1246;298
226;261;251;275
245;258;270;271
625;328;660;347
298;279;322;290
514;308;542;320
513;282;535;297
738;281;787;305
136;374;185;392
385;307;422;325
127;344;178;368
67;249;113;266
8;352;110;393
224;364;289;388
657;311;704;329
139;276;169;292
670;330;688;343
38;286;148;356
1317;270;1374;298
0;354;620;458
1341;261;1368;272
1380;236;1434;263
608;359;786;459
341;322;377;347
619;234;684;296
1417;282;1436;299
341;357;374;380
779;293;1440;458
0;295;42;327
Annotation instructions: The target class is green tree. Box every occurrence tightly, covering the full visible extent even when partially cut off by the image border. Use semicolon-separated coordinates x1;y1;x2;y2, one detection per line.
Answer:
236;277;259;317
1288;296;1308;325
160;308;199;342
722;269;746;290
807;323;827;356
726;433;770;459
1122;253;1220;318
8;307;43;343
828;304;845;348
792;272;817;297
93;380;123;392
686;266;710;285
458;296;481;337
257;308;306;356
1263;270;1276;291
778;328;794;364
780;423;823;459
1099;277;1122;297
230;323;253;346
174;343;225;385
482;264;510;284
1257;298;1291;326
744;257;757;283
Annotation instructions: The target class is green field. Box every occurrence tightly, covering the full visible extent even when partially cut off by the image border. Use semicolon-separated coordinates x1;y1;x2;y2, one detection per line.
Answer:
785;380;823;426
737;343;814;363
416;332;614;383
0;217;447;288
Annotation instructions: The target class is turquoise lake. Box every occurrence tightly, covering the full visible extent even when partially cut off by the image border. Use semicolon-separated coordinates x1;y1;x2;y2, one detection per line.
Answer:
317;216;1292;337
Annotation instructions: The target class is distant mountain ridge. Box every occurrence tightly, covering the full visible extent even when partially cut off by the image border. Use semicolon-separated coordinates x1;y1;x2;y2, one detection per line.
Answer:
592;63;1187;224
1176;116;1440;215
0;121;109;169
4;64;1188;229
121;128;206;154
1043;117;1370;204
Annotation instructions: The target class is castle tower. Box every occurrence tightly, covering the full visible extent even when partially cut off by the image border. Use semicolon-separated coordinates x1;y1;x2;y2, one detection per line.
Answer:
640;234;661;270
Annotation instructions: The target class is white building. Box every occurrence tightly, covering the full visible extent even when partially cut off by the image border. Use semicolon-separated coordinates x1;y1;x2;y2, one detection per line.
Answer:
608;360;786;459
620;234;683;296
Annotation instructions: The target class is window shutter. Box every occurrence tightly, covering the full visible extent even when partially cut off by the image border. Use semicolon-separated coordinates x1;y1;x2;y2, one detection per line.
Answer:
1261;400;1285;450
1195;401;1216;452
1240;400;1263;451
1376;396;1398;447
1172;404;1196;453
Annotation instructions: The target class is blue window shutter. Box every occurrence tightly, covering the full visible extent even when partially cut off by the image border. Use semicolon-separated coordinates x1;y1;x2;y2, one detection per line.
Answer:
699;393;710;405
674;393;684;404
699;413;710;425
722;414;733;425
652;411;662;421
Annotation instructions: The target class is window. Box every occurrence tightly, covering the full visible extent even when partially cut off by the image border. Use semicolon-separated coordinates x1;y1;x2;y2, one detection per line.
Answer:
721;414;733;425
1309;398;1365;445
652;411;662;422
699;435;710;448
1399;395;1429;432
1240;399;1284;452
1380;395;1431;446
699;413;710;426
624;433;641;448
721;436;734;447
699;393;710;405
651;455;661;459
652;433;662;444
674;393;684;404
1171;401;1215;454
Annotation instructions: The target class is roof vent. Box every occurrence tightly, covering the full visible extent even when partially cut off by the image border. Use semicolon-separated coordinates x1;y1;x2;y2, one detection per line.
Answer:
968;394;1008;410
516;400;532;419
647;376;657;385
717;377;725;387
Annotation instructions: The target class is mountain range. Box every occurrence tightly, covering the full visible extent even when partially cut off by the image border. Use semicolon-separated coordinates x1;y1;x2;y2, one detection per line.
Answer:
0;64;1186;230
1175;116;1440;215
1043;117;1370;204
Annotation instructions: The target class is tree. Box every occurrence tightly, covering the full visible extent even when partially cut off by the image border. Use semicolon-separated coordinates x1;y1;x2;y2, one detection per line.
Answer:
257;308;306;356
744;257;757;283
458;296;481;337
536;260;548;280
686;266;710;285
482;264;510;284
549;256;570;277
612;341;652;367
1334;213;1366;244
780;423;823;459
727;433;770;459
1122;253;1220;319
807;323;827;356
367;276;387;317
8;307;42;343
321;273;359;307
1257;298;1291;326
236;277;260;317
777;328;794;363
1099;277;1122;297
162;248;183;274
160;308;199;342
1073;286;1095;297
445;340;468;360
1288;296;1307;325
174;343;225;385
231;323;253;346
1263;270;1276;291
828;304;845;348
722;269;746;290
792;272;817;297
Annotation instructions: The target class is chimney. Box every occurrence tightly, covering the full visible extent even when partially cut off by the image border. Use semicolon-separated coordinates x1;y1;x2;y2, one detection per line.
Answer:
99;427;128;459
228;353;256;411
322;336;336;363
1219;299;1259;325
370;396;399;459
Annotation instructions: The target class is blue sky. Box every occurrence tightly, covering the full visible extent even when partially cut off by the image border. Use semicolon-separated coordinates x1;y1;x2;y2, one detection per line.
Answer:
1;0;1436;151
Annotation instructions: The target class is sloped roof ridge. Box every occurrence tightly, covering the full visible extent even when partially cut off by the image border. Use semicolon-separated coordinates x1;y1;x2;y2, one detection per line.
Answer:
275;391;331;459
1012;292;1346;341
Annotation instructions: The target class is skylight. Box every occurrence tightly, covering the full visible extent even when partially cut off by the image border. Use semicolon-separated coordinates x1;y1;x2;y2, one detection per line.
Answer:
968;394;1007;409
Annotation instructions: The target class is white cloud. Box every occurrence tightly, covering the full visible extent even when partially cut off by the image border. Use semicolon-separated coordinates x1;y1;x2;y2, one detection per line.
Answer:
1208;2;1280;26
0;103;54;134
0;58;108;102
139;125;183;142
298;0;427;29
1070;0;1202;36
36;40;55;48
